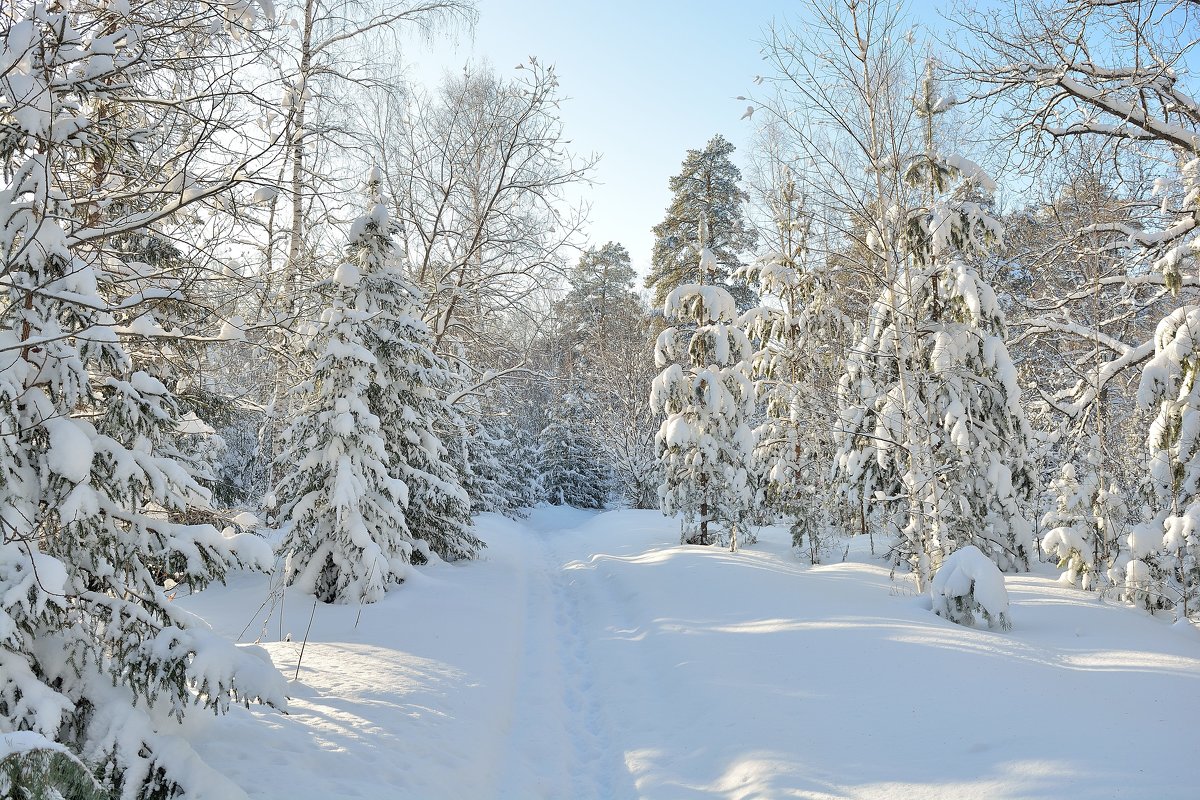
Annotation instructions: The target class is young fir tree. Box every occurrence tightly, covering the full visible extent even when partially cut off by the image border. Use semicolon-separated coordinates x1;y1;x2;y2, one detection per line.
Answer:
1;5;286;797
740;173;847;562
497;418;544;511
651;235;757;549
539;392;610;508
1137;304;1200;618
348;174;480;563
275;257;412;604
646;135;758;311
836;69;1035;586
451;402;539;518
1041;437;1128;590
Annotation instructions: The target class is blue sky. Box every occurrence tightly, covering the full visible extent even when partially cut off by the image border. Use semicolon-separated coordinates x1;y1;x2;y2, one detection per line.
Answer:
403;0;945;279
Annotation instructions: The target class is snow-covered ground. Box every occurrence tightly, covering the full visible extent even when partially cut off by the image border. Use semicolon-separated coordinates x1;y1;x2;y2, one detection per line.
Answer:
180;507;1200;799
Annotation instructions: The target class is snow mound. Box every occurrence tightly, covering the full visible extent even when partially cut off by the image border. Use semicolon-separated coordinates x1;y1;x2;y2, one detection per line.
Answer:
0;732;105;800
931;545;1011;630
42;417;95;484
333;262;361;288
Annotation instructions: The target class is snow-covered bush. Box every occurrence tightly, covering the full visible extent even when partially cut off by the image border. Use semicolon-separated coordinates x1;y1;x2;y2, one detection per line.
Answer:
1041;453;1127;590
930;545;1012;630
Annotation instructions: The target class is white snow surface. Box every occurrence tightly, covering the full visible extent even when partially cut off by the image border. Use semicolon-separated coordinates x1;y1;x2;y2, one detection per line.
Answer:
333;261;361;288
42;416;95;484
1;731;67;759
180;508;1200;799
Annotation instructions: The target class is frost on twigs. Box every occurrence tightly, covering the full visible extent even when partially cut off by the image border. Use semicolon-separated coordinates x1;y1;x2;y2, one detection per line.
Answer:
931;545;1012;631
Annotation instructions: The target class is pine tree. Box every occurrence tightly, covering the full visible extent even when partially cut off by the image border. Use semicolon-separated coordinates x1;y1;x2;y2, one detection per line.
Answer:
646;136;758;311
561;242;641;353
651;241;756;548
539;392;610;508
555;242;660;508
1;5;286;797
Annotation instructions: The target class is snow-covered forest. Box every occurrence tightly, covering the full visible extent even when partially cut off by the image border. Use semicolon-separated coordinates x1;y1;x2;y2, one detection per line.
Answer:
1;0;1199;797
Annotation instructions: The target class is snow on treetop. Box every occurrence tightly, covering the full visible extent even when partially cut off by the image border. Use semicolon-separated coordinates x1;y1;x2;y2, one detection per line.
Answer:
944;154;997;194
347;204;389;243
664;283;737;324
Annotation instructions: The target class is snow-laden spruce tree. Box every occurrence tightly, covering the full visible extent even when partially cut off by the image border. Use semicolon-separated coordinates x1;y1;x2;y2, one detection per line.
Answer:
497;418;543;511
1137;305;1200;617
539;392;610;508
453;415;508;515
740;173;847;562
836;69;1035;587
1041;438;1128;590
348;174;480;563
651;236;756;548
1;4;287;797
275;256;412;603
449;401;540;518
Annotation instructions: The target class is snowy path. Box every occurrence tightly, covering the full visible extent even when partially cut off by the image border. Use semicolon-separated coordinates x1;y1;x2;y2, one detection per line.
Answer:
492;510;637;799
182;508;1200;800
